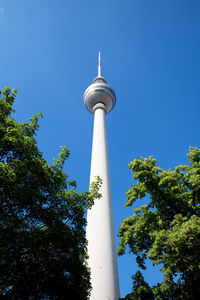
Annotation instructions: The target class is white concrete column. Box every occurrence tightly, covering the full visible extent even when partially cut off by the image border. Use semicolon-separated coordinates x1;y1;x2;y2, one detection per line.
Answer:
86;103;120;300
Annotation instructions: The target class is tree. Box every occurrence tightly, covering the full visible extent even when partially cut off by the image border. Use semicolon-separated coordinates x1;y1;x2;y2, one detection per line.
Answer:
118;148;200;299
120;271;154;300
0;87;101;299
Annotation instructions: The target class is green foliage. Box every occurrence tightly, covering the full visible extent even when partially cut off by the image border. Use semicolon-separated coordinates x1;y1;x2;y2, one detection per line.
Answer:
0;87;98;299
118;149;200;299
120;271;154;300
88;176;102;209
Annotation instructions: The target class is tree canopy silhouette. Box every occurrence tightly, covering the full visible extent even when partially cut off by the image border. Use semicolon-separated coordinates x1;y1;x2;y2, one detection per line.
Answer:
0;87;101;299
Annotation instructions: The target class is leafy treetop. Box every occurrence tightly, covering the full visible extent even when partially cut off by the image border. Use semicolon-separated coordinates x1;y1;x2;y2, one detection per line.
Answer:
0;87;101;299
119;147;200;299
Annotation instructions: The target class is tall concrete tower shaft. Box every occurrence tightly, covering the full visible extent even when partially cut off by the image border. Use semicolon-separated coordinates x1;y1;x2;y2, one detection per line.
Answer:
84;53;120;300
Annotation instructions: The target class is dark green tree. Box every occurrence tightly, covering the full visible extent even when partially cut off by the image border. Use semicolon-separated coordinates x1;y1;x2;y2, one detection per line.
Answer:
120;271;154;300
118;148;200;299
0;87;101;299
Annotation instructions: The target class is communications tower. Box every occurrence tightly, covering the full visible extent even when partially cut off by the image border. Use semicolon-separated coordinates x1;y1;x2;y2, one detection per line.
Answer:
84;52;120;300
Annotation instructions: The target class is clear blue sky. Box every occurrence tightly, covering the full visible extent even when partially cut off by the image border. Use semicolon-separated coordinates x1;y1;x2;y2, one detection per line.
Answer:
1;0;200;297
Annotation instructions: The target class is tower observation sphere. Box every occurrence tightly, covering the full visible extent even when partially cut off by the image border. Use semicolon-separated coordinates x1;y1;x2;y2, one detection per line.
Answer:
84;52;120;300
84;53;116;114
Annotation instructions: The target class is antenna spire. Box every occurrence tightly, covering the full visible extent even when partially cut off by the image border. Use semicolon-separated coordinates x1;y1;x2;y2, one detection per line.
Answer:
98;51;101;77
